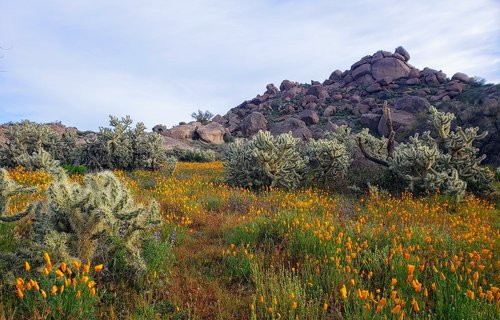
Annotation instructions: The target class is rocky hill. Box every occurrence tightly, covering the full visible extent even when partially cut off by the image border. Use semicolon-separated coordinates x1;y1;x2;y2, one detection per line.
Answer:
206;46;499;165
2;47;499;165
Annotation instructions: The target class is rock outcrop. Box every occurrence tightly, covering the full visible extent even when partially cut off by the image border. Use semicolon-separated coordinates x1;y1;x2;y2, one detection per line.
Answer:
215;46;499;164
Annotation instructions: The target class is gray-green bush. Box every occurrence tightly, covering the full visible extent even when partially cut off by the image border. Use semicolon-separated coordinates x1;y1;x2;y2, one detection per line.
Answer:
305;138;350;186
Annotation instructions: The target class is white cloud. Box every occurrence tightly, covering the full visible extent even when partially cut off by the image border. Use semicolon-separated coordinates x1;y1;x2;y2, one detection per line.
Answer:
0;0;498;130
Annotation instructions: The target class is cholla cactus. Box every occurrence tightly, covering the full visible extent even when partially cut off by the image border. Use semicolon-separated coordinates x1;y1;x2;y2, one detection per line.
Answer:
0;168;41;222
223;131;307;190
306;138;350;186
14;148;61;172
82;115;169;170
32;170;161;274
359;104;493;197
356;128;389;160
0;121;78;168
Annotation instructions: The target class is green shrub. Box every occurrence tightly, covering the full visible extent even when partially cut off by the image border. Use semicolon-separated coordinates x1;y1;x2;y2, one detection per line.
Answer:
191;110;214;125
61;163;88;175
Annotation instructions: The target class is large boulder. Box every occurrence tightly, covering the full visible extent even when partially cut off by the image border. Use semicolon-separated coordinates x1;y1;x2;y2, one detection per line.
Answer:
226;112;241;133
165;122;200;140
280;80;297;91
351;63;371;80
394;46;410;61
298;110;320;125
152;124;167;135
306;85;329;99
195;122;226;144
360;113;382;132
371;57;411;83
269;118;312;139
240;112;268;136
451;72;470;83
394;96;430;113
265;83;279;95
378;109;416;136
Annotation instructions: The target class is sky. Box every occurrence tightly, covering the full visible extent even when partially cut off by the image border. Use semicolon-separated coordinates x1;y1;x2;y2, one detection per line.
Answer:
1;0;499;131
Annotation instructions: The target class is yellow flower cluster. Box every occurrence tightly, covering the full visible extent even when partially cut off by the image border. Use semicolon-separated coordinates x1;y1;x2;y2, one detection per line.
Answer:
15;252;101;301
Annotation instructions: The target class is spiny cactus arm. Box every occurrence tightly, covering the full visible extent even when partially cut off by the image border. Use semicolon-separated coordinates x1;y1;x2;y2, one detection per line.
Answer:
429;106;454;139
0;203;33;222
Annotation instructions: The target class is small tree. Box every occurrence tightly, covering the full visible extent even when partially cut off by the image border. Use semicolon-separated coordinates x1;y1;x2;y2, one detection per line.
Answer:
191;110;214;125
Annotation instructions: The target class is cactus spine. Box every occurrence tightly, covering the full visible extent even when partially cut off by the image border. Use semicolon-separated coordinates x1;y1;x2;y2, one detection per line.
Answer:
82;115;170;171
0;120;78;168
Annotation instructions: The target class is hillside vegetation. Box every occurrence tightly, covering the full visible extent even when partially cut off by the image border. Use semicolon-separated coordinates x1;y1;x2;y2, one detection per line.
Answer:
0;162;498;319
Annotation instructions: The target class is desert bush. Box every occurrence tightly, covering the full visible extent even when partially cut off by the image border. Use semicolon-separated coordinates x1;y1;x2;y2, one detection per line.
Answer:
61;163;88;175
81;115;169;171
223;131;307;190
0;120;79;168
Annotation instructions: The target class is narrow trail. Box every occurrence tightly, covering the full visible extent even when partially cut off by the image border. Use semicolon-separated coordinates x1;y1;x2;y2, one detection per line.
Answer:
167;211;251;319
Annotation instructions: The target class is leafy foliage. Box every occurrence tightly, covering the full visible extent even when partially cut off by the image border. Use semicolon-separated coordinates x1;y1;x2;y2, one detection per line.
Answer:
61;163;88;175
